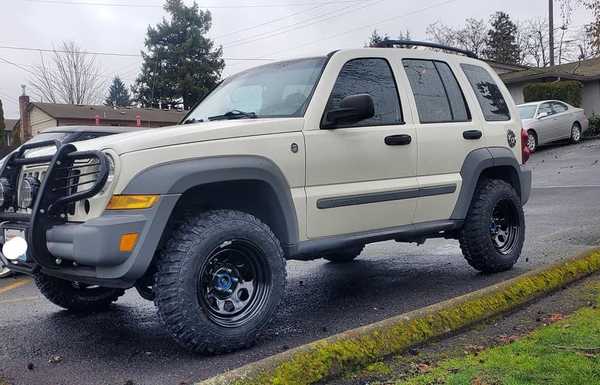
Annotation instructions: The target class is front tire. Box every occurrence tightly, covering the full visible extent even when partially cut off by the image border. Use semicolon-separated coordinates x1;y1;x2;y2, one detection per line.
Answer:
459;179;525;273
34;274;124;312
570;123;582;144
154;210;286;354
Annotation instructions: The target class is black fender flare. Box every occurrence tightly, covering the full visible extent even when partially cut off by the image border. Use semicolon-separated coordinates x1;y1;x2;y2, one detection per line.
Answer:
122;155;300;247
451;147;531;219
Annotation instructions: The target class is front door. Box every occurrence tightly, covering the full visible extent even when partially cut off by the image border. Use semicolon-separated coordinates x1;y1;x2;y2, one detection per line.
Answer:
303;53;418;239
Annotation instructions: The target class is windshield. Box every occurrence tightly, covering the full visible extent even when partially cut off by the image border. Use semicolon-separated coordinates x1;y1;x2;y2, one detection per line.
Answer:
518;105;538;120
184;57;327;123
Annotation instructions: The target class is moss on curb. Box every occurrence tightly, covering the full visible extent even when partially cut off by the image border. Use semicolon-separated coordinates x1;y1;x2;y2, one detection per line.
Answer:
200;250;600;385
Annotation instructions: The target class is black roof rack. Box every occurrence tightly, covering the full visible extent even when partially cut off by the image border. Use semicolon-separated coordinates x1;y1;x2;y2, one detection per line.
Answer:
375;39;478;59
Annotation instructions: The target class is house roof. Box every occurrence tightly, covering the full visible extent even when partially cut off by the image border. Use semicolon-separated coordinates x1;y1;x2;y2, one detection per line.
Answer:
3;119;19;132
500;57;600;84
30;103;186;124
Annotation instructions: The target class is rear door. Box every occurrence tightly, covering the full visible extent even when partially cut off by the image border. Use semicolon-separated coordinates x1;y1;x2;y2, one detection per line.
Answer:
303;52;418;238
401;57;483;223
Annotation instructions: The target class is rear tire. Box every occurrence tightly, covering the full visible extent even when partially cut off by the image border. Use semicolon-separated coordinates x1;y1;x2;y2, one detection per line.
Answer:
35;274;124;312
154;210;286;354
570;123;582;144
459;179;525;274
323;245;365;263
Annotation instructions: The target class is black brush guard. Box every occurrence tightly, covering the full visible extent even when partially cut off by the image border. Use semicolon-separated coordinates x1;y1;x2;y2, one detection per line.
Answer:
0;140;109;270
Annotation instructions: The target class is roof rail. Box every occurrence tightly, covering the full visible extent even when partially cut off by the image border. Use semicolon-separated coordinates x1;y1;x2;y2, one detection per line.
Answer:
375;39;478;59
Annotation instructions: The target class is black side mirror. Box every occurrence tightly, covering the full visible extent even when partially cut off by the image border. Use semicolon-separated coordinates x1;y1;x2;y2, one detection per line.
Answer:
322;94;375;129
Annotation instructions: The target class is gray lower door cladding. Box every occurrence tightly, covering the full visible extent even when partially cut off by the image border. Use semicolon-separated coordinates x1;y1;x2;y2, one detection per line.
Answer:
316;184;457;209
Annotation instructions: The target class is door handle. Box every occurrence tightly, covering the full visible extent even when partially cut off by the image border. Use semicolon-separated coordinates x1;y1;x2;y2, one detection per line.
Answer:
463;130;482;140
385;134;412;146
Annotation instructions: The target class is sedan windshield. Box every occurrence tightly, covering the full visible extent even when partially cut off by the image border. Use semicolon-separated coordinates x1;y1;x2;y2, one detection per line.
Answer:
184;57;327;123
518;105;538;120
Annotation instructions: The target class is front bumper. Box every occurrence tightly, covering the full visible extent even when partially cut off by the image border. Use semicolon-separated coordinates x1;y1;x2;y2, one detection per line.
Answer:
0;195;179;288
0;140;180;288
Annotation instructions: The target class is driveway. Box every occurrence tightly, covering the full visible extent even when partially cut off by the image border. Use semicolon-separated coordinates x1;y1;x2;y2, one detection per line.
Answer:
1;139;600;385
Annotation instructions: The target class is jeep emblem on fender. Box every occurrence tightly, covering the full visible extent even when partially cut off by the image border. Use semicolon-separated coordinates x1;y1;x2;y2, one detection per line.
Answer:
507;130;517;148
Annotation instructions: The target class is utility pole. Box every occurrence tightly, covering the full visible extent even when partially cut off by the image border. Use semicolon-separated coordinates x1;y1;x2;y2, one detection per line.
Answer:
549;0;555;66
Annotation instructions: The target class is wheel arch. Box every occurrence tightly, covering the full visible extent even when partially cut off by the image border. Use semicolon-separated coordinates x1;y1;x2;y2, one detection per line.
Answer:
451;147;529;220
122;155;300;254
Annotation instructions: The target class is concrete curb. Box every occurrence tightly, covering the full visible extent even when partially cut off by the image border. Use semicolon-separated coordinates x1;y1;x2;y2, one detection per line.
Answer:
199;249;600;385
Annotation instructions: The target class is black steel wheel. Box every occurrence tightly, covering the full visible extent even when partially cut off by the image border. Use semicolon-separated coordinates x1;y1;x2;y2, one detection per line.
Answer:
489;199;521;255
198;239;271;328
154;210;286;354
459;179;525;273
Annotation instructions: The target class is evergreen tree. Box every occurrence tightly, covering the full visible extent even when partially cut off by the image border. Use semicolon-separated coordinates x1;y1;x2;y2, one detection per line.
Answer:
484;11;521;64
0;99;5;145
133;0;224;109
104;76;131;107
367;29;390;47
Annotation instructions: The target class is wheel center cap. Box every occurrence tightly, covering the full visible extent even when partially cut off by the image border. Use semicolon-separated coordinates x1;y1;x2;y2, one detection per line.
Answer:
212;268;239;294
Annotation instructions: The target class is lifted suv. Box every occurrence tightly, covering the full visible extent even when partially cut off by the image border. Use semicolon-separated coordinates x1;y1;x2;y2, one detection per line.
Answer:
0;41;531;354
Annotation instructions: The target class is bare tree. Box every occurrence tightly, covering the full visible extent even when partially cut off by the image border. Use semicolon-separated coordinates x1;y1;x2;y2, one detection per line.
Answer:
520;18;551;67
29;42;104;105
427;19;487;57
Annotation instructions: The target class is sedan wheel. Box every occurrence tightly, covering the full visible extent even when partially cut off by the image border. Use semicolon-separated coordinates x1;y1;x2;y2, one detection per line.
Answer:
527;131;537;152
0;261;13;278
570;124;582;144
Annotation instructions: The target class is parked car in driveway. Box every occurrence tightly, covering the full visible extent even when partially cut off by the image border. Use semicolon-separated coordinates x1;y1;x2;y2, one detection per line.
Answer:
0;125;140;278
518;100;589;152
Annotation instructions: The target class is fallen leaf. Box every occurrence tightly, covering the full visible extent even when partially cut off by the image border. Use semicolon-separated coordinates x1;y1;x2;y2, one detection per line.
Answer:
416;363;431;373
547;313;565;323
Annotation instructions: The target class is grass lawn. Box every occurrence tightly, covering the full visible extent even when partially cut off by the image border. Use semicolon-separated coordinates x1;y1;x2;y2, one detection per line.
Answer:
397;305;600;385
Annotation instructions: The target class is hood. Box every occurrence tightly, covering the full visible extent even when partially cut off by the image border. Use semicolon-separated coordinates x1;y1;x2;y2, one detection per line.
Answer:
72;118;304;155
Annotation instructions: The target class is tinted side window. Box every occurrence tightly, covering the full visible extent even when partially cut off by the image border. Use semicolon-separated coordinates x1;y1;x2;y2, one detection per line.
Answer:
403;60;470;123
324;58;402;127
461;64;510;121
404;60;451;123
433;62;470;121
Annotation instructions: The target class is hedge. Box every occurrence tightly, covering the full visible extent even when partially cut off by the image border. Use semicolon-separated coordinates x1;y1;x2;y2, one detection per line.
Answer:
523;80;583;107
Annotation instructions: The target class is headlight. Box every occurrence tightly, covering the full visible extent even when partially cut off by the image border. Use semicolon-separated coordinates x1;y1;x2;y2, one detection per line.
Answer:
101;153;115;194
19;176;40;209
0;178;12;208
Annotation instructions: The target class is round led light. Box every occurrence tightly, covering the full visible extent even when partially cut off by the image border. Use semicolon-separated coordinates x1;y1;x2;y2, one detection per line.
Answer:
20;176;40;209
0;178;12;208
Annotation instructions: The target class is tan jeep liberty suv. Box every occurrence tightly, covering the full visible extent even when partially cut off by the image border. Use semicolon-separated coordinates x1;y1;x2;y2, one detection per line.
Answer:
0;40;531;354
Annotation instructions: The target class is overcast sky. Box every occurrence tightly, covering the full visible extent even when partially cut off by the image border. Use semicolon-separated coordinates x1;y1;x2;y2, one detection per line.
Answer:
0;0;593;118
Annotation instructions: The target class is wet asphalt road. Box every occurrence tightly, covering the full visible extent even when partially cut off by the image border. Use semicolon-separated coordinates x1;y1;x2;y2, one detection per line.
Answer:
1;139;600;385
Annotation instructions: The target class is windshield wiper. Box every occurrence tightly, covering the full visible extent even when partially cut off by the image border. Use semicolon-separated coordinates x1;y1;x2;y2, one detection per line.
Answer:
208;110;258;121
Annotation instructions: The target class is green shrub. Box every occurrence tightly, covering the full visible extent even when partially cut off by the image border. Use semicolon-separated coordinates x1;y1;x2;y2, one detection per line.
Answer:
523;80;583;107
586;113;600;137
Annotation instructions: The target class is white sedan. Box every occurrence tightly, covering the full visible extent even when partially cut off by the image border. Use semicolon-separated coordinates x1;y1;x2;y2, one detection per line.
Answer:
518;100;589;152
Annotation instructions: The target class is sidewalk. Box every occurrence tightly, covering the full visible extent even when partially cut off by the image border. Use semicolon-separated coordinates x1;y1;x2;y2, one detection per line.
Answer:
329;273;600;385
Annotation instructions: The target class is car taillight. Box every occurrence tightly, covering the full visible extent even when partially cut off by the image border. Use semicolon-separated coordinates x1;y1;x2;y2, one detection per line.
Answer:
521;128;530;164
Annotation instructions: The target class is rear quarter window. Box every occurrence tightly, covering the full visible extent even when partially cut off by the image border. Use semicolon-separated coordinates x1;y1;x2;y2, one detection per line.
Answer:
461;64;510;121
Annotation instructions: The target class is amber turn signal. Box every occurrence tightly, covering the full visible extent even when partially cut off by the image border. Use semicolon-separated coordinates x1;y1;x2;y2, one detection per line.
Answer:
119;233;139;252
106;195;158;210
